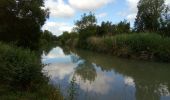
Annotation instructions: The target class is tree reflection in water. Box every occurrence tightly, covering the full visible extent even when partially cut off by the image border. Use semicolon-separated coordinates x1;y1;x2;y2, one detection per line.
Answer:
75;61;97;83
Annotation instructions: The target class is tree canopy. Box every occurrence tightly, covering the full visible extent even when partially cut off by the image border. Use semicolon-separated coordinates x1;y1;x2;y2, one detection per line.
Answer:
0;0;49;49
134;0;168;32
74;12;97;47
75;12;97;33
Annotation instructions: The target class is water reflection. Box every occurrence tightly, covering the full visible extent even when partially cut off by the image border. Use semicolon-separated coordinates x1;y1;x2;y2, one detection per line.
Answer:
42;46;170;100
75;61;97;83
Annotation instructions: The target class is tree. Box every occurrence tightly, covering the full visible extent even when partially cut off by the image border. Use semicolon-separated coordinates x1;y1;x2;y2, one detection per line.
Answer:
0;0;49;49
75;12;97;32
41;30;57;42
75;12;97;47
116;20;130;34
96;20;130;36
96;21;113;36
134;0;166;32
159;7;170;36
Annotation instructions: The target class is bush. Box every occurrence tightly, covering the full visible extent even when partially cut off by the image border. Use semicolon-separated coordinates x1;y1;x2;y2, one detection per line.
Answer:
0;42;64;99
0;42;44;90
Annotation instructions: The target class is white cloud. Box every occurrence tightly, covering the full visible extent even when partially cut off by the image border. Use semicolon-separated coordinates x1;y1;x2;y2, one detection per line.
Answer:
96;13;107;18
42;47;77;80
126;0;139;13
127;13;137;21
118;0;139;21
124;76;135;87
42;47;68;59
42;21;74;36
125;0;139;21
166;0;170;5
68;0;113;11
75;71;114;94
45;0;75;18
43;63;76;80
117;0;139;22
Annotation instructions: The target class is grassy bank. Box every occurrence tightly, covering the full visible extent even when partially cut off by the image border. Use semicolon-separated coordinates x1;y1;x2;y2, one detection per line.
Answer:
79;33;170;62
0;42;63;100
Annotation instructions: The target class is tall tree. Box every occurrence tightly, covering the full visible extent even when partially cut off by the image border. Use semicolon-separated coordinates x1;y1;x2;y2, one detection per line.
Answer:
75;12;97;47
75;12;97;33
0;0;49;49
159;7;170;36
134;0;166;32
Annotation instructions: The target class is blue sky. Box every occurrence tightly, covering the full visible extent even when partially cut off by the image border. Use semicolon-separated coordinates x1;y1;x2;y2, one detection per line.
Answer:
42;0;170;36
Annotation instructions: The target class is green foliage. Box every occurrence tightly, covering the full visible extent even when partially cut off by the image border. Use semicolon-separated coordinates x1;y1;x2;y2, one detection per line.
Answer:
74;12;97;48
96;20;130;36
75;12;97;32
87;33;170;62
100;21;111;36
0;42;44;90
58;13;130;49
134;0;168;33
40;30;58;46
0;0;49;49
112;33;161;53
59;31;71;44
159;7;170;36
58;31;78;47
77;26;97;48
67;75;77;100
116;20;130;34
41;30;57;42
0;84;63;100
0;42;63;99
96;21;113;36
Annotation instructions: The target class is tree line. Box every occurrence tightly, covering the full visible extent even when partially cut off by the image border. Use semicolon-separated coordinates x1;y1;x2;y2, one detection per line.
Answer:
58;12;131;47
57;0;170;62
59;0;170;44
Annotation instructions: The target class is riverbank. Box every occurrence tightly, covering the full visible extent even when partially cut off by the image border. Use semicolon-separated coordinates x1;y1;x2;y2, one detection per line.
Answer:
0;42;63;100
62;33;170;62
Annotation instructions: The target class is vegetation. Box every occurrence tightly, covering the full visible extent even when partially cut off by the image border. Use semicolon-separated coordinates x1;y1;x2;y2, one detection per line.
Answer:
134;0;170;36
0;0;63;99
0;42;63;99
57;31;78;46
86;33;170;62
58;0;170;62
40;30;58;46
0;0;49;49
96;20;130;36
0;0;170;99
74;12;97;48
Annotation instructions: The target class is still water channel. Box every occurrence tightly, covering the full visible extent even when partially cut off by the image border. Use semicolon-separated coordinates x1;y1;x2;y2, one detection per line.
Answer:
42;46;170;100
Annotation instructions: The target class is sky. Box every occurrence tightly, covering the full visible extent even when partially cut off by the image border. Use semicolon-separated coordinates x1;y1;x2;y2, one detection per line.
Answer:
42;0;170;36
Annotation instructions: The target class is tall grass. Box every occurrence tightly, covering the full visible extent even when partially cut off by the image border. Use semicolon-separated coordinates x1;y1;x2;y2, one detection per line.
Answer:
86;33;170;62
0;42;63;100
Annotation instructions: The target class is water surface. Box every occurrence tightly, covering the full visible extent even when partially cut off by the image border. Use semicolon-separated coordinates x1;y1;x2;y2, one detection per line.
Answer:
42;46;170;100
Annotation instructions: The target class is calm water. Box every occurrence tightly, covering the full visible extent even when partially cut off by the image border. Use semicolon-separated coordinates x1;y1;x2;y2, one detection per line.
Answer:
42;46;170;100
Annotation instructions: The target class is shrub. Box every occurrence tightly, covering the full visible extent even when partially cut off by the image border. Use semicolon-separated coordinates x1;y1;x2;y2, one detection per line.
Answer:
0;42;44;90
